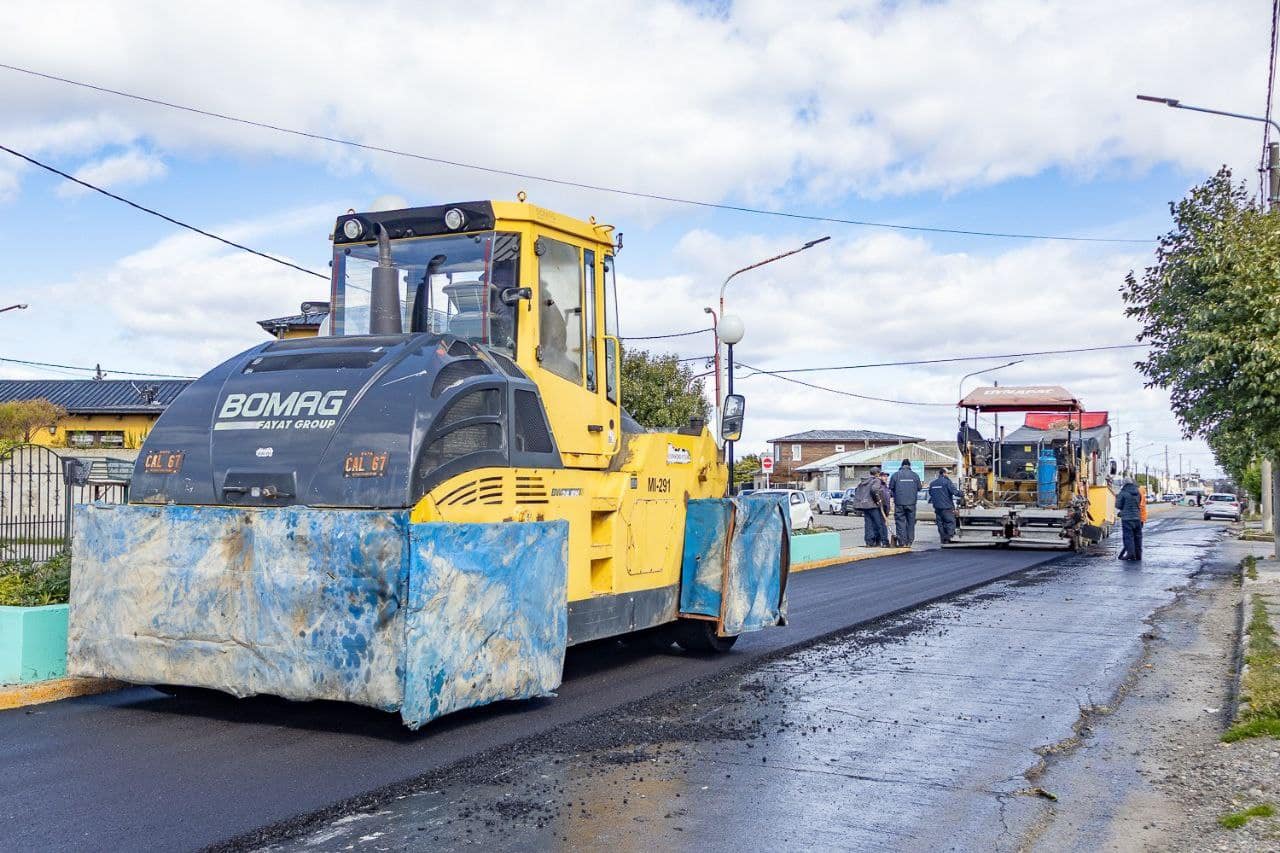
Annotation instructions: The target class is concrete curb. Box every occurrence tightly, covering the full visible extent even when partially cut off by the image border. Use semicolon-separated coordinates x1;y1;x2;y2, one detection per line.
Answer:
793;547;912;573
0;677;124;711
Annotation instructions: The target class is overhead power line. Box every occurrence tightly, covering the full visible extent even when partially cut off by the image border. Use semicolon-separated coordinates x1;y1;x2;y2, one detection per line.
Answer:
621;327;714;341
0;355;197;379
735;361;953;407
0;143;329;281
739;342;1147;376
1;62;1151;245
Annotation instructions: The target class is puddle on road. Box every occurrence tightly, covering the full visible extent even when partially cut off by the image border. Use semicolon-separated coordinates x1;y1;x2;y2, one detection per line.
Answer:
263;524;1224;853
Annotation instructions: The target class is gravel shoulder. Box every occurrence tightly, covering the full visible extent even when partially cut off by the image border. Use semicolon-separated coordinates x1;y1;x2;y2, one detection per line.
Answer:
1023;536;1279;852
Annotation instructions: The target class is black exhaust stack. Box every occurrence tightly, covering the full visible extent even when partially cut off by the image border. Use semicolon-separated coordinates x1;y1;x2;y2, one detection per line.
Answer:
369;223;402;335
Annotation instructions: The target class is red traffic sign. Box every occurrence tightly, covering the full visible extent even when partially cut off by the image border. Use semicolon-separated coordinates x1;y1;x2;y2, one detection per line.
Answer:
761;456;774;473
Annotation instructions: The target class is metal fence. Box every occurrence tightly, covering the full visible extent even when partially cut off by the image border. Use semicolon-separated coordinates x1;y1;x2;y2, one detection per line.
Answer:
0;444;129;563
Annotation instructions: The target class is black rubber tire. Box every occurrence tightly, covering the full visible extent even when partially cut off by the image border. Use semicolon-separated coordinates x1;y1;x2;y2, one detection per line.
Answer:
673;620;738;654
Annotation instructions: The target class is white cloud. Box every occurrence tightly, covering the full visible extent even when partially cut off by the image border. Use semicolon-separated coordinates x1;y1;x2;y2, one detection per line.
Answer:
56;147;167;197
617;227;1218;474
0;0;1266;210
45;204;335;375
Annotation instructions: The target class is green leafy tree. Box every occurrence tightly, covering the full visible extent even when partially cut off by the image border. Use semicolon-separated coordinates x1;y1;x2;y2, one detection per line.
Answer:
733;453;761;483
1122;167;1280;490
620;348;710;429
0;399;65;448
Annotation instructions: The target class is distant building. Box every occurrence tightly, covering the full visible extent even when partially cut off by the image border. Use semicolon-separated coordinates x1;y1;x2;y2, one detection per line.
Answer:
767;429;923;482
0;379;190;452
797;441;961;491
258;301;329;339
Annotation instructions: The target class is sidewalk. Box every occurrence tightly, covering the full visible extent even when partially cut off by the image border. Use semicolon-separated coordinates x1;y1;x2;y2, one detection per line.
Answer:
1235;546;1280;727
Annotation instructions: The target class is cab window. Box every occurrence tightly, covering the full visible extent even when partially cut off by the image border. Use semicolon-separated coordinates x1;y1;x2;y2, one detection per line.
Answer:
537;238;582;383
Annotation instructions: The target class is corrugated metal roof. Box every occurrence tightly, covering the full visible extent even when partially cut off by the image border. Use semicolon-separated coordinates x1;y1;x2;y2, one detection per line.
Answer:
797;441;960;472
258;301;330;334
0;380;191;413
769;429;923;443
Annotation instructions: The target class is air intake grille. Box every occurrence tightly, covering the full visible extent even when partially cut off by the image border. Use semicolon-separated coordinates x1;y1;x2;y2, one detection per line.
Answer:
433;472;548;506
432;359;490;397
491;353;527;378
514;390;553;453
439;475;505;506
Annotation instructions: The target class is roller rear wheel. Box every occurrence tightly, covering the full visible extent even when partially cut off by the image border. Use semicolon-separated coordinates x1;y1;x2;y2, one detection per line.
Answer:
674;620;738;654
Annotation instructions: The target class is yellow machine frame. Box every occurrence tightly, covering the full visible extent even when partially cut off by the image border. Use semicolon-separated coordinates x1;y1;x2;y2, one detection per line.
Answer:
406;202;728;639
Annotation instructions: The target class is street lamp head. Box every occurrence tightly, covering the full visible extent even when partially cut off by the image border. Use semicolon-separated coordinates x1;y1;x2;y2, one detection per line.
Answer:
1136;94;1180;107
803;236;832;250
719;314;745;345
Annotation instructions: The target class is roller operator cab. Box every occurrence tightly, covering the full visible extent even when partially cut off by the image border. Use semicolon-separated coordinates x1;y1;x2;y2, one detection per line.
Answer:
69;201;789;729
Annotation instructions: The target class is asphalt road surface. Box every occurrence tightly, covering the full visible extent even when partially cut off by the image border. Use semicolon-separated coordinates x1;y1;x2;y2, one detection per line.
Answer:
272;508;1226;851
3;533;1089;852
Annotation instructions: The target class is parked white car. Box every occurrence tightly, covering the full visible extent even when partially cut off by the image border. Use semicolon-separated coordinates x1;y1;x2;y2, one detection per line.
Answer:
1203;493;1242;522
747;489;815;530
815;490;844;514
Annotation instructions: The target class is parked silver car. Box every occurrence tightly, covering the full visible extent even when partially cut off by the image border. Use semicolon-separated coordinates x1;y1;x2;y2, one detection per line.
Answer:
1202;493;1242;522
815;490;844;514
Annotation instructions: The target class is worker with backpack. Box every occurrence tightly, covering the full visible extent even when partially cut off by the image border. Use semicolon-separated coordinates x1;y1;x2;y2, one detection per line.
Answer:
853;468;890;547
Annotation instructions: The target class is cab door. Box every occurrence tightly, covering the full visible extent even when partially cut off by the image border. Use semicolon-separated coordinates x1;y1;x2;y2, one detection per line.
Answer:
532;234;619;466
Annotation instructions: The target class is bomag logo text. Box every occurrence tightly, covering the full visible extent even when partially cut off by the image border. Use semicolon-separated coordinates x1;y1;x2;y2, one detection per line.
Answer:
220;390;347;419
215;390;348;431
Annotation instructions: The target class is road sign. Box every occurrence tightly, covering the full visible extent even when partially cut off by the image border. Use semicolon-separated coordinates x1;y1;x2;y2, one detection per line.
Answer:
761;456;774;473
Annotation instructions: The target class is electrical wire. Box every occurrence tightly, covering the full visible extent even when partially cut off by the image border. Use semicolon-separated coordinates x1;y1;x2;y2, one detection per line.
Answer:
0;61;1153;245
620;327;714;341
735;360;953;407
738;342;1147;376
0;355;197;379
0;143;329;282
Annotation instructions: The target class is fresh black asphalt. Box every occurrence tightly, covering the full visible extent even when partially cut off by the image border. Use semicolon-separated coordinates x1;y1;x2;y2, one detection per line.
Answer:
0;545;1069;852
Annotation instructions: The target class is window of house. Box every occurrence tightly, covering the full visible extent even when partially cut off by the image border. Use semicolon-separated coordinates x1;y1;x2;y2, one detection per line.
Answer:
537;237;583;383
67;430;125;448
772;445;781;462
834;444;845;453
791;444;802;462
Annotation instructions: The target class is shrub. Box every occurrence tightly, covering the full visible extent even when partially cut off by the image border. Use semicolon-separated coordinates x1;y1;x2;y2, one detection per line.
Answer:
0;552;71;607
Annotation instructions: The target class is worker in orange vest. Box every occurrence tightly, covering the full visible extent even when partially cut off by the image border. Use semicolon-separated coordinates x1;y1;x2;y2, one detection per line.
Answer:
1139;485;1148;524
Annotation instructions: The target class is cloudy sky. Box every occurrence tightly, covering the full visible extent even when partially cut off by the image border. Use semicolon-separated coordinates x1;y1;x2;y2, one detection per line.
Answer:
1;0;1271;479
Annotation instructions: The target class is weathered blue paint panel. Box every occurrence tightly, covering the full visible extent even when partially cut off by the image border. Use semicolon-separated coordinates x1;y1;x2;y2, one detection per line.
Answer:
401;521;568;729
723;496;789;635
678;499;733;617
69;503;410;710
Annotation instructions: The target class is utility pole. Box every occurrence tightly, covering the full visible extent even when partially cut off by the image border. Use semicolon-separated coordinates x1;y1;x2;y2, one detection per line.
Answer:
1124;431;1131;477
1266;142;1280;542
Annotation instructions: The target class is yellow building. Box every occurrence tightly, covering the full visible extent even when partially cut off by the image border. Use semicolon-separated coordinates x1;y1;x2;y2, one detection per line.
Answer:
0;379;190;451
257;301;329;339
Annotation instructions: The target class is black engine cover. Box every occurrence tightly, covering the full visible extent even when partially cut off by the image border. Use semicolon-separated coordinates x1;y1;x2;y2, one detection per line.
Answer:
130;334;561;508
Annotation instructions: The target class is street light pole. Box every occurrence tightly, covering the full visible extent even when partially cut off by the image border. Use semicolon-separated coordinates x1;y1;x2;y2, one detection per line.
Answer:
715;236;830;444
1138;94;1280;542
704;306;719;436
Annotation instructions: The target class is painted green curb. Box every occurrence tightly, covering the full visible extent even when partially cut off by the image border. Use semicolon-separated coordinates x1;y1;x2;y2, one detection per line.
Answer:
0;604;69;684
791;531;840;564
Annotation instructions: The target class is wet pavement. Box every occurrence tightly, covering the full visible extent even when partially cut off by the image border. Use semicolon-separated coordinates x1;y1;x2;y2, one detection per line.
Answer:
261;509;1224;852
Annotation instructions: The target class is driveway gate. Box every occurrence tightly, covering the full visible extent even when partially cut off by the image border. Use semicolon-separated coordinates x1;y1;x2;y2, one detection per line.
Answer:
0;444;129;563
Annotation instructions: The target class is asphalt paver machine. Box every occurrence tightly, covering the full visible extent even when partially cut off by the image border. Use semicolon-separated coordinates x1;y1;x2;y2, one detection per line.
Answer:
69;200;789;727
950;385;1116;550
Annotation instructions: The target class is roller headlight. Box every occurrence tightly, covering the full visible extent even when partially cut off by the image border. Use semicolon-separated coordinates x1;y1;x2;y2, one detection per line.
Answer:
444;208;466;230
342;219;364;240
